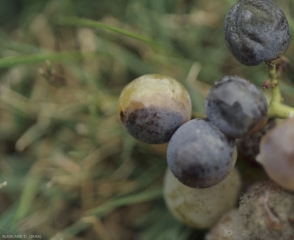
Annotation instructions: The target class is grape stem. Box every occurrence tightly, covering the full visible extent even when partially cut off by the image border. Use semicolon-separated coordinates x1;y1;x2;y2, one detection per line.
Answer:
267;59;294;119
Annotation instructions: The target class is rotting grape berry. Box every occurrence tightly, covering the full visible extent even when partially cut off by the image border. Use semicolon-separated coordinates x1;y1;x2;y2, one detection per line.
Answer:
167;118;237;188
205;209;240;240
205;76;268;139
224;0;291;66
237;118;276;166
257;118;294;191
163;167;241;229
118;74;192;144
238;181;294;240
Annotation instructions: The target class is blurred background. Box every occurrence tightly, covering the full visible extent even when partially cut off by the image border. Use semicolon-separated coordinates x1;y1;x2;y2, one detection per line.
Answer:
0;0;293;239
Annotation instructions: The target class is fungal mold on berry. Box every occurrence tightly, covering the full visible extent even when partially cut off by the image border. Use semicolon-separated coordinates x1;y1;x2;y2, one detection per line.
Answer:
238;181;294;240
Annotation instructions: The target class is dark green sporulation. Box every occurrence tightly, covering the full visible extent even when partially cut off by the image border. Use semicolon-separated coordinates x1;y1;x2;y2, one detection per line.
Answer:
121;107;184;144
205;76;268;138
224;0;291;66
167;119;237;188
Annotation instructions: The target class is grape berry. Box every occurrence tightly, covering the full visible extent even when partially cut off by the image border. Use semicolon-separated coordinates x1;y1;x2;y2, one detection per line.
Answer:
205;76;268;138
163;168;241;229
239;181;294;240
224;0;291;66
118;74;192;144
257;118;294;191
237;118;276;165
167;118;237;188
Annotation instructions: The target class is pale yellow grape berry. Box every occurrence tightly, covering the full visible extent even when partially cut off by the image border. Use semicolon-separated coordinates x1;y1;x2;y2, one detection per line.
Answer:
257;118;294;191
163;167;242;229
205;209;240;240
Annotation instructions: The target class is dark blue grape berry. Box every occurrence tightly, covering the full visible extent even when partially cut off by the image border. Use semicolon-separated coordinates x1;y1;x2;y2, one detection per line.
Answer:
224;0;291;66
205;76;268;139
118;74;192;144
167;118;237;188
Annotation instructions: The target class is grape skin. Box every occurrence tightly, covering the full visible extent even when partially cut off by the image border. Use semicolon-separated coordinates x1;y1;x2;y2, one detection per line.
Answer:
167;118;237;188
205;209;240;240
238;181;294;240
224;0;291;66
118;74;192;144
205;76;268;139
258;118;294;191
163;167;242;229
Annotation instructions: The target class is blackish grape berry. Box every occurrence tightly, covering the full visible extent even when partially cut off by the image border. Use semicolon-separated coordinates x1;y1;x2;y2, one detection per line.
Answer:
205;76;268;139
224;0;291;66
237;118;276;165
118;74;192;144
167;119;237;188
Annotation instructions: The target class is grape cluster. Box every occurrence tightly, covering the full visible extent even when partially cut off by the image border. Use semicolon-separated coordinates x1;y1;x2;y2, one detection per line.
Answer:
167;75;267;188
119;74;267;188
117;0;293;235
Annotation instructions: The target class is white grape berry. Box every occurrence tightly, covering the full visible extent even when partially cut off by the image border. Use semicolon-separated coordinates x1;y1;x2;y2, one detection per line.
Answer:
163;167;242;229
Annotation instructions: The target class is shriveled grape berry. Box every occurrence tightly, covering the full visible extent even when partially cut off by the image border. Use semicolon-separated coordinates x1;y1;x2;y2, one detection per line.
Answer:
118;74;192;144
205;76;268;139
167;118;237;188
239;181;294;240
224;0;291;66
237;118;276;165
257;118;294;191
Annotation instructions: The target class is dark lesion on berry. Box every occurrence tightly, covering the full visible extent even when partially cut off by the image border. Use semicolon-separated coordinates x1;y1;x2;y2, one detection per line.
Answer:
240;44;257;65
288;215;294;229
120;111;125;121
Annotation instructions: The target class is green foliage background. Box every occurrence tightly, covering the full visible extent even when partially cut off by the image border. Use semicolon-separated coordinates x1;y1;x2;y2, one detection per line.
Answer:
0;0;293;239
